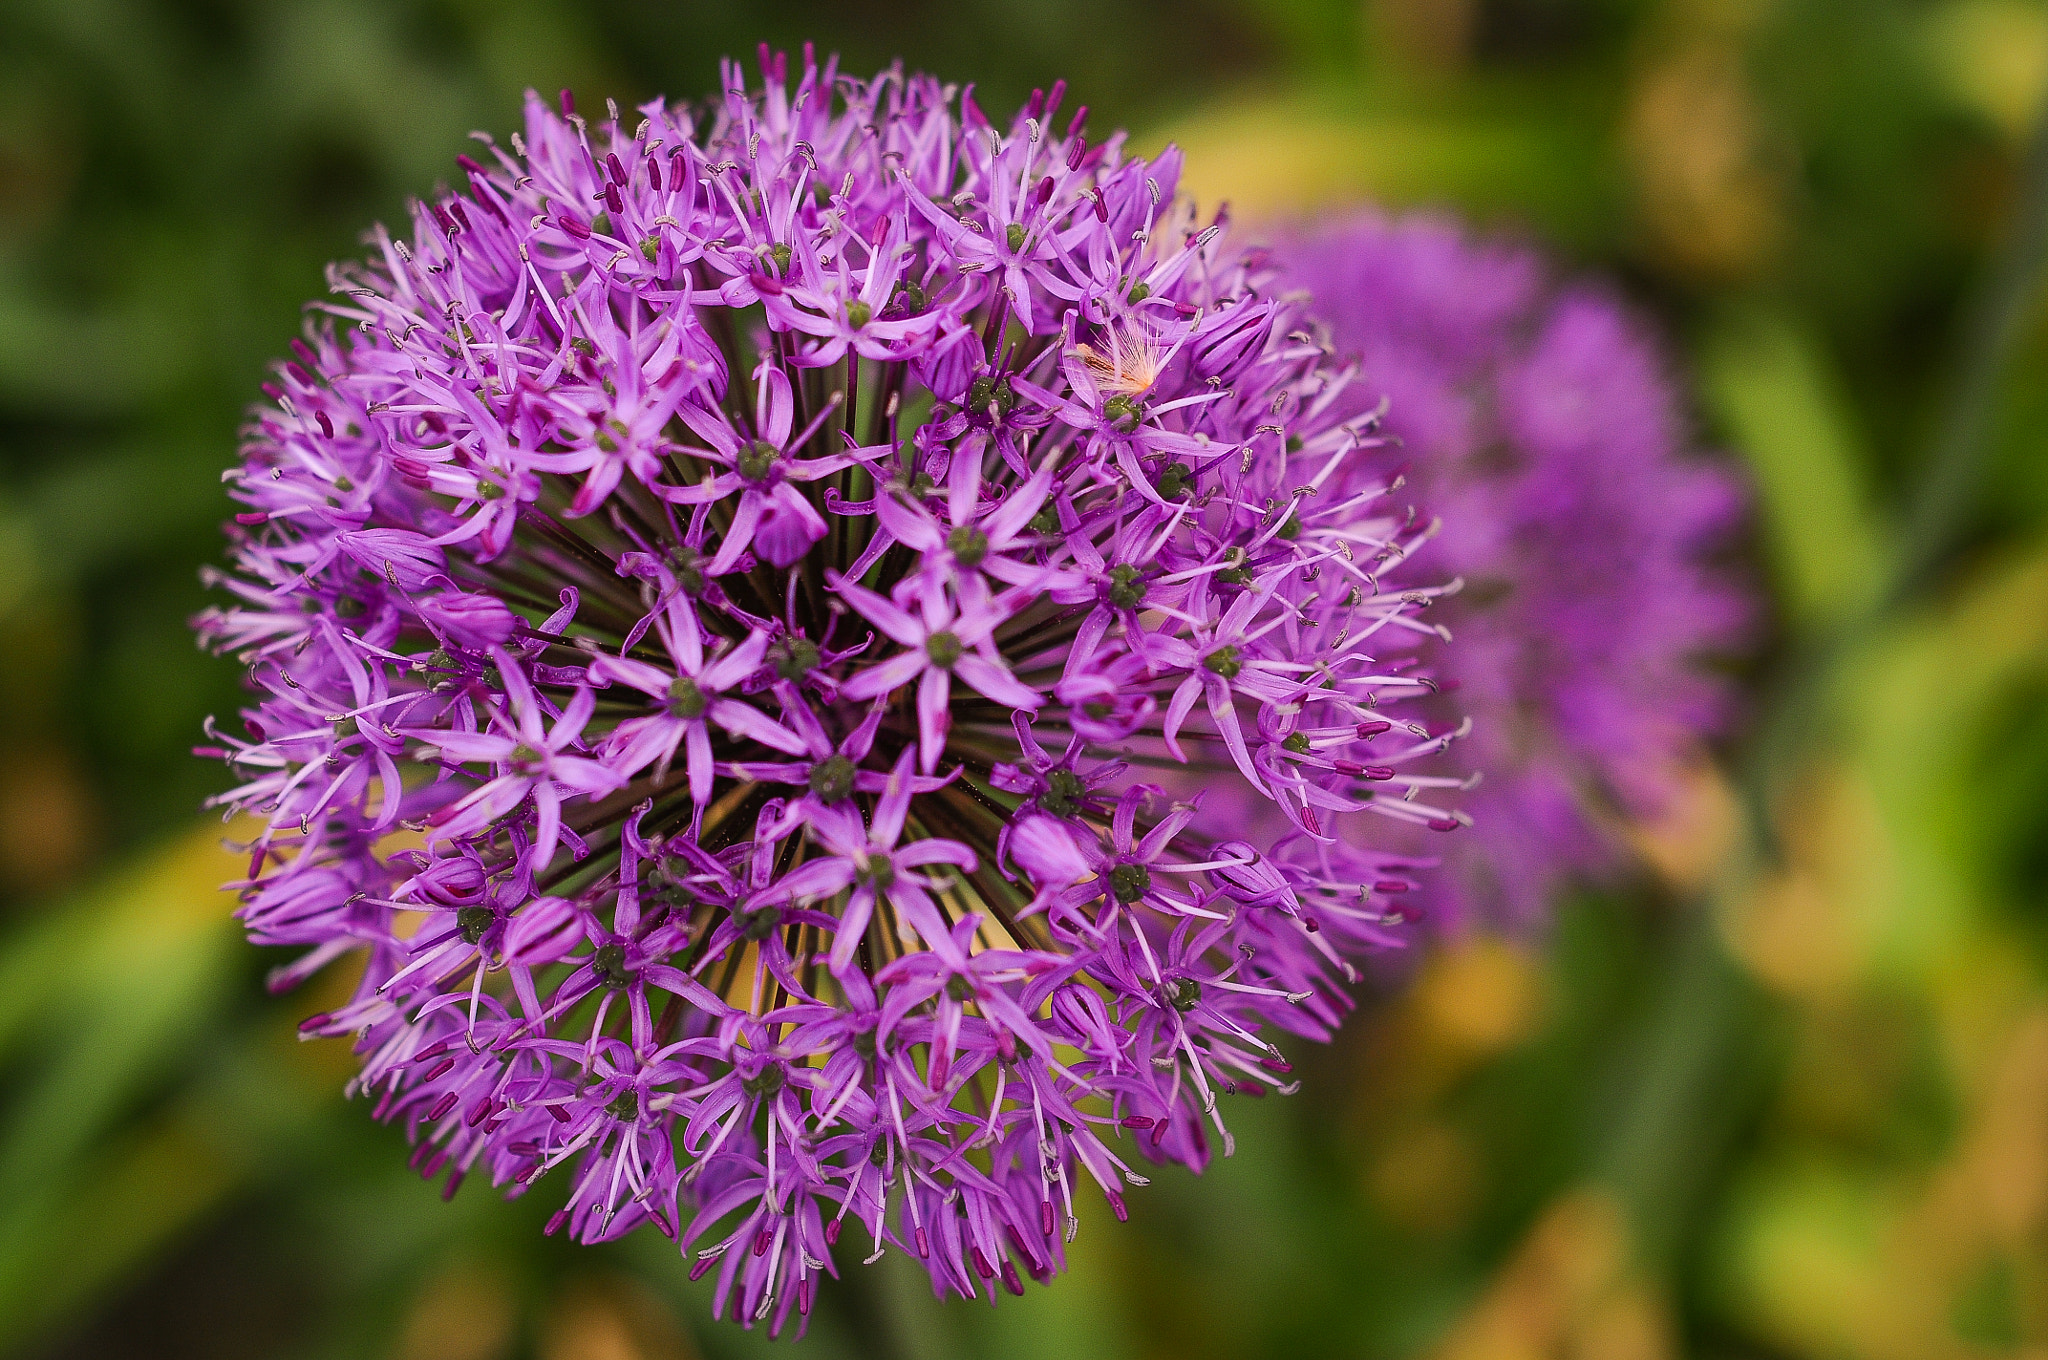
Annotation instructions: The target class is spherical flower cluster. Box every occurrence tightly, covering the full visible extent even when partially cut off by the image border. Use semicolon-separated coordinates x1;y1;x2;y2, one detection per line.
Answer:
1276;211;1750;928
195;52;1467;1333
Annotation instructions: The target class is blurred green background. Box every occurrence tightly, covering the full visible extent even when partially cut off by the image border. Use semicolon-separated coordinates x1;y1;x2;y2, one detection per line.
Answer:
4;1;2048;1356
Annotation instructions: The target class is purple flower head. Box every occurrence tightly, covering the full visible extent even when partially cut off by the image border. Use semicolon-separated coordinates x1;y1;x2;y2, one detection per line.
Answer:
1274;210;1753;929
195;52;1464;1334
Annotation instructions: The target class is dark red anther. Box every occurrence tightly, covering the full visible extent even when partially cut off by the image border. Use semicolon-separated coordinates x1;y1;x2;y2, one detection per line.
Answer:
1374;880;1411;894
546;1208;569;1237
1304;917;1321;932
604;152;627;185
669;148;687;186
440;1167;465;1202
753;1227;772;1257
650;1209;675;1240
1091;191;1107;222
558;88;574;117
285;362;313;388
1300;806;1322;837
971;1247;994;1279
1004;1227;1041;1273
1362;766;1396;780
292;1012;326;1036
603;182;623;216
1041;1200;1055;1236
419;1147;448;1179
428;1092;459;1122
465;1095;495;1128
825;1218;841;1247
1427;818;1460;833
1067;103;1089;138
1358;720;1392;738
1066;135;1087;171
456;153;486;177
290;337;316;365
689;1253;716;1281
799;1279;812;1316
449;201;471;232
1035;175;1055;206
259;381;283;402
1238;1081;1266;1098
1107;1191;1128;1223
1002;1261;1025;1296
645;155;662;192
1120;1115;1154;1129
757;42;774;79
1151;1121;1167;1146
431;202;455;235
914;1227;930;1259
315;411;334;439
1260;1054;1293;1074
1025;88;1044;121
546;1103;572;1123
422;1057;455;1083
557;211;591;240
234;512;268;526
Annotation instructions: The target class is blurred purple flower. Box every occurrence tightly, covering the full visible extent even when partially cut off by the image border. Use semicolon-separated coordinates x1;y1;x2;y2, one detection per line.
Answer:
1275;210;1752;929
194;52;1467;1333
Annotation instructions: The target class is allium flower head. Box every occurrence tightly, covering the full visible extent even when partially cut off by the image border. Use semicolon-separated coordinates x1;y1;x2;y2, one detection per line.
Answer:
196;52;1465;1332
1277;211;1751;928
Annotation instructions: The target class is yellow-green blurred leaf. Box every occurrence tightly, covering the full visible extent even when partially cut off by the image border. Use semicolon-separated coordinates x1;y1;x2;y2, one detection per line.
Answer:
1698;306;1885;622
1925;0;2048;142
0;826;243;1298
1155;95;1606;241
1710;1155;1893;1358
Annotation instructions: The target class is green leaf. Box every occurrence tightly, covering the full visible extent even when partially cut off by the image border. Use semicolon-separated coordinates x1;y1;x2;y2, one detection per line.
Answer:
1698;305;1886;622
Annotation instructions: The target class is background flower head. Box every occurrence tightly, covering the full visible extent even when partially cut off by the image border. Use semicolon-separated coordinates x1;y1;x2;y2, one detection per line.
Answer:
1276;210;1753;929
